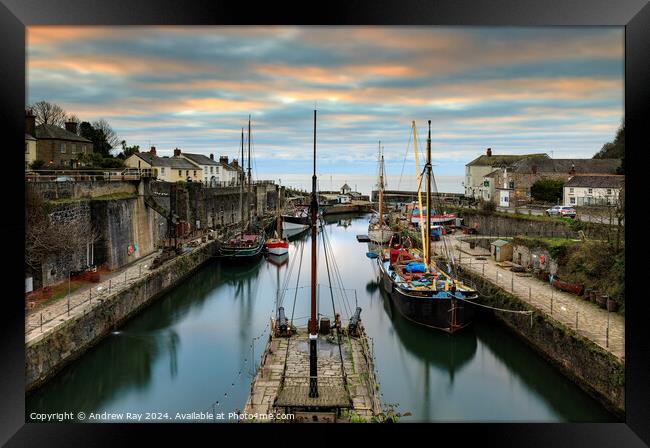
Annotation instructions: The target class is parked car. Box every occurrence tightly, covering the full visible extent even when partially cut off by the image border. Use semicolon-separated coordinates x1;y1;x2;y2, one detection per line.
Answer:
55;176;76;182
545;205;576;218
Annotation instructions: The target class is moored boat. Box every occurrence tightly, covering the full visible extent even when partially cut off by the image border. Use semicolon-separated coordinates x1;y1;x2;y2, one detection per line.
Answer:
378;120;478;334
219;116;265;258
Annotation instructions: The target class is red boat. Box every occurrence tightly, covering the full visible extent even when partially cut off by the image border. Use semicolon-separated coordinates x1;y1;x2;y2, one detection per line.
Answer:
552;278;585;296
266;238;289;255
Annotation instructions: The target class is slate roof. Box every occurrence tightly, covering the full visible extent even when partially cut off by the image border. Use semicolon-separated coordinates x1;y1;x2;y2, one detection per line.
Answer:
512;158;620;174
134;152;199;169
564;175;624;189
34;124;92;143
341;183;351;190
182;153;220;166
466;153;548;167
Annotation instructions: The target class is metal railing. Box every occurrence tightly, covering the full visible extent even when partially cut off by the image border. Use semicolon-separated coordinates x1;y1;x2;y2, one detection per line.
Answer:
449;240;624;359
25;168;153;182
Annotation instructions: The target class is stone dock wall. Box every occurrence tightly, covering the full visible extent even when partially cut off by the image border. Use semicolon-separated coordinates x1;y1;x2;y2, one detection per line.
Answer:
26;239;219;392
458;267;624;416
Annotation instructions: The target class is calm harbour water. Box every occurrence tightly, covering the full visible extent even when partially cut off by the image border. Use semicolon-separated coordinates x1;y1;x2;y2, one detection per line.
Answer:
26;214;617;423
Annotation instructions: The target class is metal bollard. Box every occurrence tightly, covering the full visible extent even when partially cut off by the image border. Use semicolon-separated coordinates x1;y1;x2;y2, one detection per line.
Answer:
40;313;43;332
511;273;514;292
89;288;92;304
109;279;112;294
67;296;70;317
482;263;485;276
575;311;579;331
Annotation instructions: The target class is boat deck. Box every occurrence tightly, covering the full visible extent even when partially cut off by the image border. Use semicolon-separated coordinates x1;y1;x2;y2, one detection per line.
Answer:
244;326;382;422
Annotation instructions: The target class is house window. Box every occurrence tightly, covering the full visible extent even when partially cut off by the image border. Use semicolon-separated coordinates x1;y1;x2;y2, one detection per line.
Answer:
178;170;182;177
569;188;574;193
588;188;593;194
83;145;87;153
161;167;165;175
186;170;189;176
210;167;214;174
71;144;77;154
215;167;219;174
570;197;576;205
193;170;197;177
60;143;66;153
607;189;612;195
509;180;514;189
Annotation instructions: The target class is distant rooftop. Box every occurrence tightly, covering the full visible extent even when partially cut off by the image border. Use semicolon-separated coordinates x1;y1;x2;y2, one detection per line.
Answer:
35;124;92;143
565;174;624;189
512;158;620;174
181;153;220;166
466;153;548;167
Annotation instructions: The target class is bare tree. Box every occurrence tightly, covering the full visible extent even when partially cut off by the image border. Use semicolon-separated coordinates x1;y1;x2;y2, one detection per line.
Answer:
30;101;67;127
92;119;120;150
25;189;99;276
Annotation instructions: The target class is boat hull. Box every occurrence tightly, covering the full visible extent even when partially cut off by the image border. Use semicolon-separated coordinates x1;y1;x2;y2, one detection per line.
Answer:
266;239;289;255
378;260;476;334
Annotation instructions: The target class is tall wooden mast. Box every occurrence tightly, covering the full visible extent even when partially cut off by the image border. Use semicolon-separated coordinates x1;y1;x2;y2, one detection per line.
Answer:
378;141;384;227
309;109;319;398
240;128;244;234
425;120;432;269
247;115;252;228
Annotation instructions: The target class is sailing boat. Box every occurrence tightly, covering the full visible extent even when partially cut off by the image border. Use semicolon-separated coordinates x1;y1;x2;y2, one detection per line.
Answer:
377;120;478;334
219;116;265;258
244;110;382;422
368;141;394;244
265;181;290;255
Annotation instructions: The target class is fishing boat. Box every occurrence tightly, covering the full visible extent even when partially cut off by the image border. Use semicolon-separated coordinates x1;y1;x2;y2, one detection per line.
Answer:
281;205;311;238
377;120;478;334
244;110;382;422
220;116;265;258
265;181;290;255
368;141;394;245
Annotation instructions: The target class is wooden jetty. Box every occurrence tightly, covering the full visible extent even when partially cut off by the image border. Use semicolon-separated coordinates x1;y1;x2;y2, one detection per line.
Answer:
244;320;382;422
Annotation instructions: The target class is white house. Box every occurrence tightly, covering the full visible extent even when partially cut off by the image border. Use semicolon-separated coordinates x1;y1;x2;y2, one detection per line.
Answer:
178;150;221;186
563;175;624;207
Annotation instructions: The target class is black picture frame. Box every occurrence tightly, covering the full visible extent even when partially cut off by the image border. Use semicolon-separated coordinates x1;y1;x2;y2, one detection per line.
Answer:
1;0;648;445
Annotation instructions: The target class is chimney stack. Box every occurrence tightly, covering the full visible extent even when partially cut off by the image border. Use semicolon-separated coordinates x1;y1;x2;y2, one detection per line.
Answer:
232;159;239;169
220;155;228;164
25;109;36;137
486;147;492;157
569;164;576;175
64;121;78;135
173;148;181;157
210;153;214;160
150;146;157;156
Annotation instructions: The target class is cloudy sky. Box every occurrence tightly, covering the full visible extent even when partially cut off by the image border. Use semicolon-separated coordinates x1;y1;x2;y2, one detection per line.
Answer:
27;26;623;194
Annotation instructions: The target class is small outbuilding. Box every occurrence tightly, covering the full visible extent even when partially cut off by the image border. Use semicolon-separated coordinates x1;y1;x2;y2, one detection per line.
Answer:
490;239;513;262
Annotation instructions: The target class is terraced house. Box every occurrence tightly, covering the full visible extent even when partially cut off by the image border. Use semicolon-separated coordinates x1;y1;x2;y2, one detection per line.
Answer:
125;146;202;182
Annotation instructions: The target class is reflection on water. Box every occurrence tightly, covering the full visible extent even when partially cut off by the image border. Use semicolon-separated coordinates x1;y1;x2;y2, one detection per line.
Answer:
27;214;617;422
